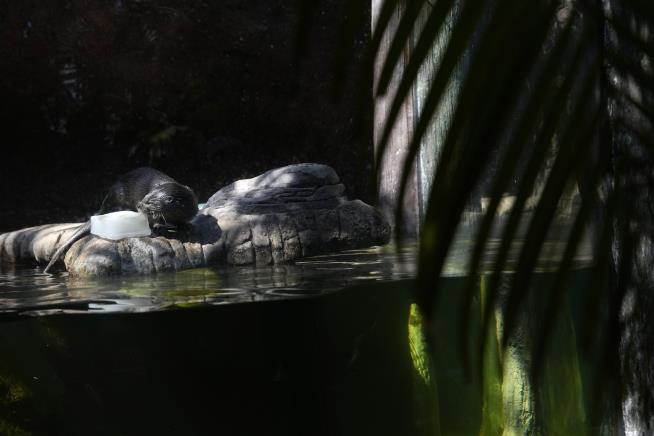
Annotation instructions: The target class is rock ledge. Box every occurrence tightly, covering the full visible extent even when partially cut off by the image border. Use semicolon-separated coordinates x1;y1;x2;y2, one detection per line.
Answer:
0;164;390;276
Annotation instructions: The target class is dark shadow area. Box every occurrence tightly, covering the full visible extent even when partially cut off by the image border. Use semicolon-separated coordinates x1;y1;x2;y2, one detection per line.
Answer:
0;1;372;233
0;280;417;436
176;214;221;245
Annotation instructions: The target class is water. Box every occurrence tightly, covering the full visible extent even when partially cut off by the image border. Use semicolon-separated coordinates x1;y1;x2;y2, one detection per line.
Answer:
0;239;599;435
0;245;417;316
0;245;422;436
0;230;591;317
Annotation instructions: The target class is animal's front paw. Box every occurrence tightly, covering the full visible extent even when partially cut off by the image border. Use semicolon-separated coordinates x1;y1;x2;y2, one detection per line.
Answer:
152;223;177;236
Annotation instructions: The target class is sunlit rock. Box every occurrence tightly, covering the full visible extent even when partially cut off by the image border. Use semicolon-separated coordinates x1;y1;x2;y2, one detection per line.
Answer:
0;163;390;276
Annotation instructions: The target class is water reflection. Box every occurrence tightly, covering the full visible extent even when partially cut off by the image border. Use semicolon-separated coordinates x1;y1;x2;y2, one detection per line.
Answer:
0;237;599;435
0;245;417;315
0;234;591;316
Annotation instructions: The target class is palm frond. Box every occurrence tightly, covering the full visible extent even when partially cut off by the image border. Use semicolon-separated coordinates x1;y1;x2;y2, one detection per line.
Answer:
318;0;654;429
458;19;579;372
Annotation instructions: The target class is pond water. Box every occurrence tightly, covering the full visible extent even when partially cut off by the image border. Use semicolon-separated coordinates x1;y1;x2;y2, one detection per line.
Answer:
0;237;600;436
0;232;591;317
0;245;417;316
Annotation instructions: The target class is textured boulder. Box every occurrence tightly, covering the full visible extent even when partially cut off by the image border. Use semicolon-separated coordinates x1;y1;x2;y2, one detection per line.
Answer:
0;164;390;276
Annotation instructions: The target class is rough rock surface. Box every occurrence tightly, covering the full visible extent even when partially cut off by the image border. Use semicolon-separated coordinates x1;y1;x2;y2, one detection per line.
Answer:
0;164;390;276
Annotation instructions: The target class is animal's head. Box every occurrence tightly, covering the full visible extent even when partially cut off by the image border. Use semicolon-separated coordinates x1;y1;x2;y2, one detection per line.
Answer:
137;183;198;224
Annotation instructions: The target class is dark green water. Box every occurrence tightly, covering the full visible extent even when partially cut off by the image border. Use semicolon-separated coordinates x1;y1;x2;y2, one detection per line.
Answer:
0;246;417;316
0;246;422;436
0;242;603;436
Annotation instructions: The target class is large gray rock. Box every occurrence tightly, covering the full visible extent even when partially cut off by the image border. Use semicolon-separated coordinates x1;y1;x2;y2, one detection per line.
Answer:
0;164;390;276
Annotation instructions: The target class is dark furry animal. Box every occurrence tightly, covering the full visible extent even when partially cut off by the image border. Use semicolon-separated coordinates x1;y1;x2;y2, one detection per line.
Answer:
43;167;198;273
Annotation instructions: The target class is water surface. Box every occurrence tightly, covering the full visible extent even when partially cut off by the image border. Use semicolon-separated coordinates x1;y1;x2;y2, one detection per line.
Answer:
0;245;417;316
0;233;591;316
0;235;598;436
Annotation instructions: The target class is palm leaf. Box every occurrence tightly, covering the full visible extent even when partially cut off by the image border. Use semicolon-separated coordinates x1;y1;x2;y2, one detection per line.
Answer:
318;0;654;428
477;52;597;379
457;14;578;373
375;0;428;96
372;0;457;184
398;0;543;254
374;0;483;195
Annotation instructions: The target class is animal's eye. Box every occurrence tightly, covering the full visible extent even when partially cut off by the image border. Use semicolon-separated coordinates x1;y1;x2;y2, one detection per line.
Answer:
165;196;173;203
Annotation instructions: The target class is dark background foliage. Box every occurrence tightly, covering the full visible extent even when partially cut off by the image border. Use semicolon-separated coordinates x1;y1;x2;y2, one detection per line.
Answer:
0;0;372;232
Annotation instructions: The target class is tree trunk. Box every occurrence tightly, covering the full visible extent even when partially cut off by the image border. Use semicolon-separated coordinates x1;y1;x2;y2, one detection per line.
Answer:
603;0;654;432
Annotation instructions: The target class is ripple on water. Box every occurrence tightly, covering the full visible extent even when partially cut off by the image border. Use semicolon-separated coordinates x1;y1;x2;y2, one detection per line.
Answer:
0;245;416;315
0;234;591;315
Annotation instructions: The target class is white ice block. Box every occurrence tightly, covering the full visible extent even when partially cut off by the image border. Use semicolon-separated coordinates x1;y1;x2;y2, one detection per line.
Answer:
90;211;151;240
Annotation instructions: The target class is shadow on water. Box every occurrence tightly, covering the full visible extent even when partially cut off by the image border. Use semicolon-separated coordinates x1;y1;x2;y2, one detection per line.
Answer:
0;282;418;435
0;246;420;435
0;242;604;435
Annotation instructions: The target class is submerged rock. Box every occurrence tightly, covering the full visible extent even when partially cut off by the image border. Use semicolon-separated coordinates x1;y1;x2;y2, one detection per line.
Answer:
0;164;390;276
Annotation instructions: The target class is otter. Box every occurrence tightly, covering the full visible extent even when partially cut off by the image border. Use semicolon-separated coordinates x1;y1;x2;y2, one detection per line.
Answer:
43;167;198;273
